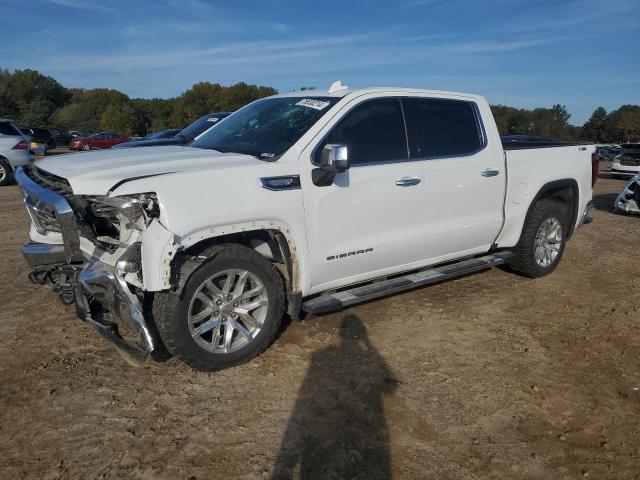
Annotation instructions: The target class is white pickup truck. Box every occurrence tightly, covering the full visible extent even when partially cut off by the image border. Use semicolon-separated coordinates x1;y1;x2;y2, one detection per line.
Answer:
16;83;597;370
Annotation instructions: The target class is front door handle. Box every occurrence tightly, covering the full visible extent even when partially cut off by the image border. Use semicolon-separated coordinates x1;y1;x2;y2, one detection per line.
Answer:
481;169;500;177
395;176;421;186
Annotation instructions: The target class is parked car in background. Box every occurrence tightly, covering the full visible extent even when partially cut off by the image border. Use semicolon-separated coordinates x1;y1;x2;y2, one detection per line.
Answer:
594;145;622;161
20;127;57;153
0;118;32;186
69;132;130;150
611;143;640;177
144;128;181;139
123;128;181;146
69;130;88;138
113;113;230;149
51;129;73;146
607;145;622;158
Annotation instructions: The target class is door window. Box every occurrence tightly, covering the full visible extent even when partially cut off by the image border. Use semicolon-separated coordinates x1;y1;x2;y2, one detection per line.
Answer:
317;98;408;165
402;98;483;158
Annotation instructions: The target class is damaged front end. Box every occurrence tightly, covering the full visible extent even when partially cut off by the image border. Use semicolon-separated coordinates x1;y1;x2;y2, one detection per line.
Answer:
615;173;640;215
16;165;175;365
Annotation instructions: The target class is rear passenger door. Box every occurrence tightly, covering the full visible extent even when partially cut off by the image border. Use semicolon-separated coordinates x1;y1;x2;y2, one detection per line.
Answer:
402;97;505;261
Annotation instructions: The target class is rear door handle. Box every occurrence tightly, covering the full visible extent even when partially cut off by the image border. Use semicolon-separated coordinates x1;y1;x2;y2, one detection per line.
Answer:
395;176;421;186
481;169;500;177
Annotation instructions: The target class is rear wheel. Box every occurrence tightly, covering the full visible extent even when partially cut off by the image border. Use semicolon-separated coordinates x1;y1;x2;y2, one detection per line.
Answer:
508;198;569;277
153;244;285;371
0;159;13;187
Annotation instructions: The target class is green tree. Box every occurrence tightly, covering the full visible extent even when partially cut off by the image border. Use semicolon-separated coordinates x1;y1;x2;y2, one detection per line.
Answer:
51;102;100;132
607;105;640;142
528;105;570;139
0;68;16;118
100;104;137;135
582;107;608;142
51;88;131;132
131;97;177;134
7;69;69;125
490;105;531;135
173;81;276;126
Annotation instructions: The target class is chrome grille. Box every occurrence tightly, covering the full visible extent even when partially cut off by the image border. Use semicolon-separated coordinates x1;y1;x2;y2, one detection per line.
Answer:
15;166;81;263
25;165;73;198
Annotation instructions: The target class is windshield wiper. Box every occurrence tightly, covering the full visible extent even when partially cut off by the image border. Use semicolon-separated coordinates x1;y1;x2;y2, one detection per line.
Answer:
197;145;278;161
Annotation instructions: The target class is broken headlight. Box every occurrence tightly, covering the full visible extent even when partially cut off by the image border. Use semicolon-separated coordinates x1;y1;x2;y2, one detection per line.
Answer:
82;193;160;249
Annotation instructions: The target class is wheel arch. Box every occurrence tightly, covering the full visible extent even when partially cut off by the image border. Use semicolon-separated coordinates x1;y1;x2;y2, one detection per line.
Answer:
522;179;579;240
174;223;304;318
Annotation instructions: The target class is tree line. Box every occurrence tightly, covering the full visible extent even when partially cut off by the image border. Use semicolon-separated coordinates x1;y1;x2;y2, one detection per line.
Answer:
0;68;276;136
1;68;638;142
491;103;640;143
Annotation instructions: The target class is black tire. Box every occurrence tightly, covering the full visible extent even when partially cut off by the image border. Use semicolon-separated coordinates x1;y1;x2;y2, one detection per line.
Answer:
0;159;14;187
508;198;569;278
153;244;285;371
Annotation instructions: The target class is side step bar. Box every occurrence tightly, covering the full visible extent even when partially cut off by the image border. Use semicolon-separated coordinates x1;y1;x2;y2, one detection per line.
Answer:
302;251;513;314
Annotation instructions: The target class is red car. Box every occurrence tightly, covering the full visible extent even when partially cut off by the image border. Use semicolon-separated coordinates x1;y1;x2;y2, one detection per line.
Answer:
69;132;130;151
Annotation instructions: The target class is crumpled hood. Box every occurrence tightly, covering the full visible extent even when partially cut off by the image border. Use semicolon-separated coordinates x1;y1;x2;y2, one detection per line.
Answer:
36;145;260;195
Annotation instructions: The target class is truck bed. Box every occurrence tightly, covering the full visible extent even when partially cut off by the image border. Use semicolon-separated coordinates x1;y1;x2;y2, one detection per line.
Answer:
495;144;595;248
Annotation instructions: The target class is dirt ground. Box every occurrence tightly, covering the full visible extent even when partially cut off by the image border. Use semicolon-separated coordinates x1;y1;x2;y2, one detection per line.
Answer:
1;168;639;480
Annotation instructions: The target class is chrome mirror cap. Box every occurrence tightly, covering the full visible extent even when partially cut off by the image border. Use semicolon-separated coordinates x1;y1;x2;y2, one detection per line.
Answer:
320;144;349;171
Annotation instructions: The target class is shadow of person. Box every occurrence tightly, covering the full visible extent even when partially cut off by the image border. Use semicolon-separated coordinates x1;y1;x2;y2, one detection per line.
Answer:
272;315;398;480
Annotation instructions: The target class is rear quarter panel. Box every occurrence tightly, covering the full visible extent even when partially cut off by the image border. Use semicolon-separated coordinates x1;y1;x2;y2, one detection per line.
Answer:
496;145;595;248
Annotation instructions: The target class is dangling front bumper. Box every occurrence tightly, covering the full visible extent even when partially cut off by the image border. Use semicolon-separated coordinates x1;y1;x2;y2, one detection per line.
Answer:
17;167;157;365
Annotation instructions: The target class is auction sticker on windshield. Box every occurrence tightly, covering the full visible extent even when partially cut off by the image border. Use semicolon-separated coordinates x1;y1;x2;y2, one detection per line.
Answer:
296;99;331;110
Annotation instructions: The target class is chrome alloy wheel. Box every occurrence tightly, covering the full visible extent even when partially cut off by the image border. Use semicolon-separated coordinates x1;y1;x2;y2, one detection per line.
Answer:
188;269;268;354
0;163;6;183
534;216;562;268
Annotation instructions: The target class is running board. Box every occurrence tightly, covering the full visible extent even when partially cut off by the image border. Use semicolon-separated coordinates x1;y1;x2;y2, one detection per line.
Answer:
302;251;513;314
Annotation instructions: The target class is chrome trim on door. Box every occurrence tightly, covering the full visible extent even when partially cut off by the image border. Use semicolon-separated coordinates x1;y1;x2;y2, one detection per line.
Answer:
395;177;421;186
481;169;500;177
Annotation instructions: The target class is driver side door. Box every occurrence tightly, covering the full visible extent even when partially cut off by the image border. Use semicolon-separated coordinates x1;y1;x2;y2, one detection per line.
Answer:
299;96;428;293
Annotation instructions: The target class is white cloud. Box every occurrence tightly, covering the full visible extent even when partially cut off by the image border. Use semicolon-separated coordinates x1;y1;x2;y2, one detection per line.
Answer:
404;0;438;7
42;0;115;12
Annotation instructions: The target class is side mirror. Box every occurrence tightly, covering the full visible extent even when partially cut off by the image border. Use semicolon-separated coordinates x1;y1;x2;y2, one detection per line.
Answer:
319;144;349;172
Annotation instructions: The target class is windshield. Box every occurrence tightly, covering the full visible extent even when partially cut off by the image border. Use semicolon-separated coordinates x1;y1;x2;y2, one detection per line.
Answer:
191;97;339;159
180;113;229;140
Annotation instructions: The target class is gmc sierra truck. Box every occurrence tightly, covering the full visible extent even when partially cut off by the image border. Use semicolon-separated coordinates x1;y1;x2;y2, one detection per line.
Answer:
16;82;597;370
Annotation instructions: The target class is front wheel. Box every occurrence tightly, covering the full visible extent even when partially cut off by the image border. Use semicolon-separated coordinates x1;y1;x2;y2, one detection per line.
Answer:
82;144;90;151
153;244;285;371
508;198;568;277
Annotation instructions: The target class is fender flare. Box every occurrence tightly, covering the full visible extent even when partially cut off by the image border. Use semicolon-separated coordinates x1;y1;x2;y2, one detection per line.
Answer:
522;178;580;240
176;219;305;291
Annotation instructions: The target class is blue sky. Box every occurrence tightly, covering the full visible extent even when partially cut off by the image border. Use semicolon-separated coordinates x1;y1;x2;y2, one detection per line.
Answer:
1;0;638;124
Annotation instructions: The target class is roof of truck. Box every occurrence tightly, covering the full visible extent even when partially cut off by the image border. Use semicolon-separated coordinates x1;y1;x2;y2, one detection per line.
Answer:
274;81;483;101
